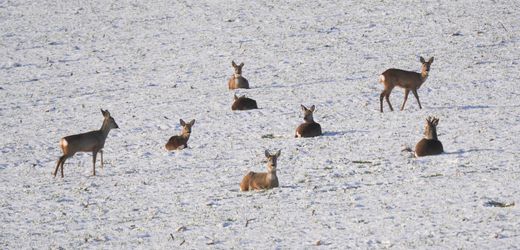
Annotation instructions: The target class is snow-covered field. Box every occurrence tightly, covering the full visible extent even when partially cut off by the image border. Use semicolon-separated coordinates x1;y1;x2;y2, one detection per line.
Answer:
1;0;520;248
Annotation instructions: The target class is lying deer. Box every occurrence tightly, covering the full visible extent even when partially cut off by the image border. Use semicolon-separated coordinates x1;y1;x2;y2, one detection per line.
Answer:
295;105;322;138
415;116;444;157
231;94;258;110
228;61;249;90
240;150;281;191
53;109;119;177
165;119;195;151
379;56;434;112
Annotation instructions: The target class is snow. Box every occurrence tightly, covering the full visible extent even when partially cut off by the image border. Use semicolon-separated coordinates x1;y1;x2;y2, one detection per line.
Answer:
1;0;520;248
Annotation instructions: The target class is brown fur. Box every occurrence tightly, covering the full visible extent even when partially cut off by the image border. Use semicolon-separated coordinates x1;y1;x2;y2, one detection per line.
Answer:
53;109;119;178
240;150;281;191
295;104;322;138
165;119;195;151
415;116;444;157
228;61;250;90
415;139;444;157
231;94;258;110
379;56;434;112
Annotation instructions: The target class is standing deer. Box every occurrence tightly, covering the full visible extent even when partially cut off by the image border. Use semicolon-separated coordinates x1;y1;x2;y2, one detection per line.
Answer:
53;109;119;178
228;61;249;90
295;104;322;138
165;119;196;151
379;56;434;112
415;116;444;157
231;94;258;110
240;149;281;191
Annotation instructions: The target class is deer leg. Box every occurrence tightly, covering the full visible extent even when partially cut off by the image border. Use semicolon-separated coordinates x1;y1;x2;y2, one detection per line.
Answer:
54;155;66;177
401;89;410;111
92;151;97;176
385;92;394;111
100;150;104;168
60;157;66;178
412;89;422;109
379;91;385;112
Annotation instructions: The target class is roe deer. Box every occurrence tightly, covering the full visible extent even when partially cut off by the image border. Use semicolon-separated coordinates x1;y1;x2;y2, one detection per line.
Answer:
228;61;249;90
295;105;322;138
415;116;444;157
53;109;119;178
379;56;434;112
231;94;258;110
240;149;281;191
165;119;195;151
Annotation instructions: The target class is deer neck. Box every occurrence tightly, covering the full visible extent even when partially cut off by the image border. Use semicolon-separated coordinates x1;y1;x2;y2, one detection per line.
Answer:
424;128;438;140
420;69;429;83
303;114;314;123
181;130;191;140
266;166;277;180
100;119;113;139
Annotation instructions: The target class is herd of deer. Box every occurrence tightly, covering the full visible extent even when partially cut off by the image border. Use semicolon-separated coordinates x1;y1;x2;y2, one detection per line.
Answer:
53;57;444;192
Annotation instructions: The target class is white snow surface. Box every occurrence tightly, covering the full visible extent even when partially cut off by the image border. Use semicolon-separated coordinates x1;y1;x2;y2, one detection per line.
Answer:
1;0;520;248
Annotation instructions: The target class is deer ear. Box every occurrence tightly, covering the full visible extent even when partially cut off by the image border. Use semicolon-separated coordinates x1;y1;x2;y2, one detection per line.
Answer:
234;94;238;100
429;57;434;63
420;56;426;63
180;119;186;126
189;119;196;126
239;62;244;67
265;150;270;158
310;105;316;112
101;109;106;116
232;61;237;67
275;149;281;157
301;104;307;111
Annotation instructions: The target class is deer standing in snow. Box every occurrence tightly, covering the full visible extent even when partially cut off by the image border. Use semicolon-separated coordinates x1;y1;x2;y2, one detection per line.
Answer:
379;56;434;112
53;109;119;177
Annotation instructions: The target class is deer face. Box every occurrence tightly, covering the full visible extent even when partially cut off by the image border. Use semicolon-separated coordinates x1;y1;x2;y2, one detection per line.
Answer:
232;61;244;76
180;119;196;135
265;149;281;172
420;56;434;73
108;116;119;129
301;104;315;122
101;109;119;129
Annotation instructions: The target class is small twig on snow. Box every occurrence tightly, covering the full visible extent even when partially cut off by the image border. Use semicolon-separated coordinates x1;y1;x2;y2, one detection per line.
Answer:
245;218;256;227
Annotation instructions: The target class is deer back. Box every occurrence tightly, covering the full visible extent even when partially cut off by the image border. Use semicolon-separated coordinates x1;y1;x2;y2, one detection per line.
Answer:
380;68;423;89
232;96;258;110
165;135;188;150
296;122;322;138
415;138;444;157
61;130;104;155
228;76;249;89
240;172;279;191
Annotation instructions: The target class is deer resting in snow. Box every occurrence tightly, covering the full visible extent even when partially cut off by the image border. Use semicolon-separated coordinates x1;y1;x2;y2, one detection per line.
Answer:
415;116;444;157
165;119;195;151
53;109;119;178
228;61;249;90
240;150;281;191
231;94;258;110
379;56;434;112
295;104;322;138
